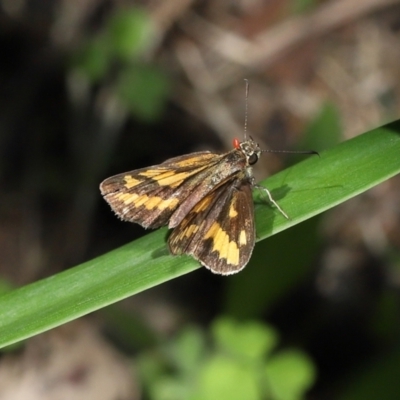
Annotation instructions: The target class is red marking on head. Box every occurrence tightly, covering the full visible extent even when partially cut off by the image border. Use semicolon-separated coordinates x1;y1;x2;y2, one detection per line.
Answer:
233;138;240;149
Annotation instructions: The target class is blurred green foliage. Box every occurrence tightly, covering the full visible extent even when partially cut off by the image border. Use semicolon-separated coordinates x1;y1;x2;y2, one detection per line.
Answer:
107;9;151;61
71;7;170;121
116;64;170;121
138;317;316;400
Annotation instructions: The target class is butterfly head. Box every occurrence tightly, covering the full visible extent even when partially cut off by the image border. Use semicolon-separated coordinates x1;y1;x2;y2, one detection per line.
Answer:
233;137;261;166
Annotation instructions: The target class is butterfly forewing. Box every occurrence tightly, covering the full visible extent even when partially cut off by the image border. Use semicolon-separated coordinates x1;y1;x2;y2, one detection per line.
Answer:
100;152;223;229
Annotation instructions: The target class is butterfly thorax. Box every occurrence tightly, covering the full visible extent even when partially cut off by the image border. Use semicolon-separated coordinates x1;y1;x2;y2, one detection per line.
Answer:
235;138;261;184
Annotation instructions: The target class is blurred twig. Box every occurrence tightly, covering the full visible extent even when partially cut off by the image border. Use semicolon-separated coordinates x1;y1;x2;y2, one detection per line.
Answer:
181;0;400;86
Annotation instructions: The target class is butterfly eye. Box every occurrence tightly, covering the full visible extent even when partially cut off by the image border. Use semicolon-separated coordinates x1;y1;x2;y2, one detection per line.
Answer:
248;153;258;165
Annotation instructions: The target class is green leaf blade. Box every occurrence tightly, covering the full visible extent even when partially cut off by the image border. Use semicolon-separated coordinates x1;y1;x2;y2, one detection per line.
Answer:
0;121;399;348
255;121;400;239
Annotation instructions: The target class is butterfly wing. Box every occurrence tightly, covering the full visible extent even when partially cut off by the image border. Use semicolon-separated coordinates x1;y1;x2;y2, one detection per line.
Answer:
169;180;255;274
100;152;223;229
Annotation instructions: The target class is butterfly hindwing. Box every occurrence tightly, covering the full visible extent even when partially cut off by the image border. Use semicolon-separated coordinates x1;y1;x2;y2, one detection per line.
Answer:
168;180;255;274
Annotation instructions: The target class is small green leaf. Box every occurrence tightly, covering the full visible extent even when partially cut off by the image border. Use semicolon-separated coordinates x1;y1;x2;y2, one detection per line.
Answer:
72;37;110;82
171;326;205;374
265;349;316;400
197;354;259;400
116;65;170;120
151;376;191;400
212;318;278;360
107;8;152;60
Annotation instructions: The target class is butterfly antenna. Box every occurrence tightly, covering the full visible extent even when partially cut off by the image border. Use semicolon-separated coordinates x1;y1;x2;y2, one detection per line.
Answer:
261;149;320;157
244;79;249;140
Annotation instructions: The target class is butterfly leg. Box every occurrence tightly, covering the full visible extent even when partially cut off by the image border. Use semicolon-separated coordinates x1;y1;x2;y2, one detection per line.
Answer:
254;184;289;219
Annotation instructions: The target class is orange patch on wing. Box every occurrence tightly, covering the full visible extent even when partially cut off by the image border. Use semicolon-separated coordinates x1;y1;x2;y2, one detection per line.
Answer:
116;192;179;210
239;230;247;245
204;222;240;266
123;175;142;188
